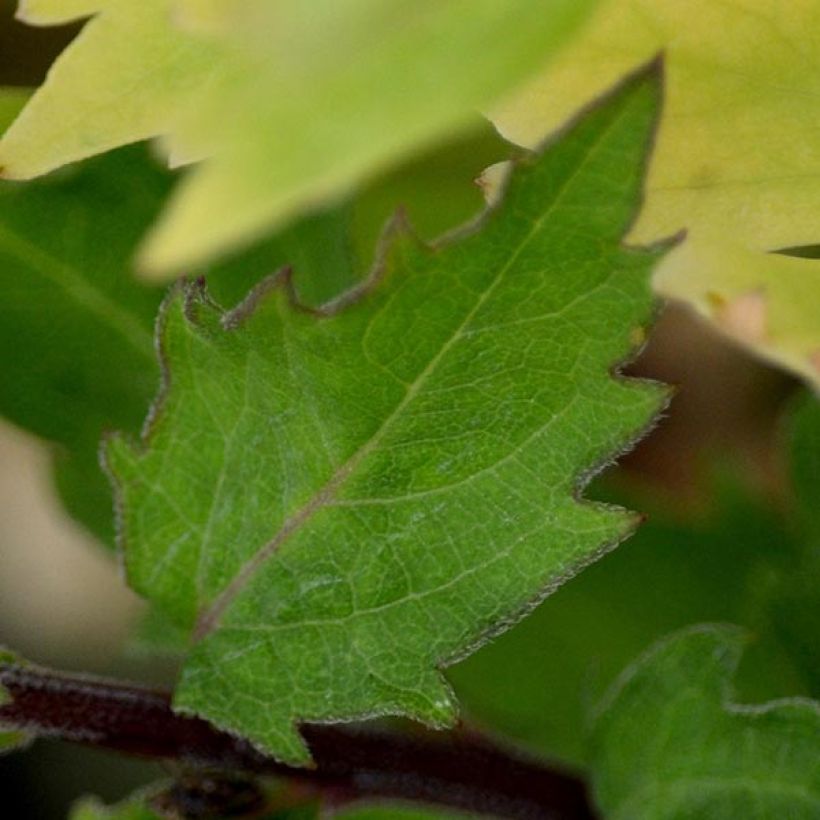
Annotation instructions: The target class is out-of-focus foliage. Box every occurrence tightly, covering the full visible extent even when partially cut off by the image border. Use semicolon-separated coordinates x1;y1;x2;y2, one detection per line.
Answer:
2;0;596;275
0;142;166;544
0;648;32;754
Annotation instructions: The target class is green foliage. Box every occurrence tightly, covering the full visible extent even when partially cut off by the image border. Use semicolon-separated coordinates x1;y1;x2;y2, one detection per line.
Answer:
105;68;668;763
589;625;820;819
3;0;597;275
2;4;818;815
788;392;820;540
759;393;820;696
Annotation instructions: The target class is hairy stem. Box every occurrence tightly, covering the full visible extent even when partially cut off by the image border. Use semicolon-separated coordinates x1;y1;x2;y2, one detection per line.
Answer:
0;662;594;819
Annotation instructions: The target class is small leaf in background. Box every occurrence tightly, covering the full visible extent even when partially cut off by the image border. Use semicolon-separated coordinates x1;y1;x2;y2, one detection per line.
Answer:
106;67;669;763
3;0;598;276
589;625;820;819
491;0;820;389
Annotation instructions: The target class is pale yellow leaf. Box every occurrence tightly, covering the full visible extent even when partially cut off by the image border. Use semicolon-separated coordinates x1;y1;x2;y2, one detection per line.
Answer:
0;1;219;180
1;0;598;277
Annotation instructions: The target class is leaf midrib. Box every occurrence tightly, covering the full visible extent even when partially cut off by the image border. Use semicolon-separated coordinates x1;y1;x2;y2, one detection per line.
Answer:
194;99;634;640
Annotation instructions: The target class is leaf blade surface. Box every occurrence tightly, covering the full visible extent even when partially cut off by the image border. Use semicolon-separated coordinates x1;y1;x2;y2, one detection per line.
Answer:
107;68;670;763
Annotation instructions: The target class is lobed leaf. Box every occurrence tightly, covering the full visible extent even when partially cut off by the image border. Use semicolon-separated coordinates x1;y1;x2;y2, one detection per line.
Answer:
589;625;820;818
491;0;820;388
3;0;597;276
107;67;671;764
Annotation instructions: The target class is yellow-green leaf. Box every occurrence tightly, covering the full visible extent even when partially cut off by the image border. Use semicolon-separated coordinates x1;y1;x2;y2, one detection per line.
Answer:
2;0;597;277
3;1;218;177
491;0;820;389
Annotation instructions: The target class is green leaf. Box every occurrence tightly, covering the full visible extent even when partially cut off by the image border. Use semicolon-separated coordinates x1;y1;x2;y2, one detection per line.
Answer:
106;67;669;764
761;392;820;695
0;102;505;552
491;0;820;389
4;0;598;277
589;625;820;819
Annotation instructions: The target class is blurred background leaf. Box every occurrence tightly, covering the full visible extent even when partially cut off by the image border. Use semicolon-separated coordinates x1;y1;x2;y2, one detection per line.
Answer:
1;0;597;276
588;625;820;819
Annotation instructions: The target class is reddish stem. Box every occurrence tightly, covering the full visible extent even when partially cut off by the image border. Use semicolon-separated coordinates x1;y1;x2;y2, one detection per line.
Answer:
0;662;595;819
